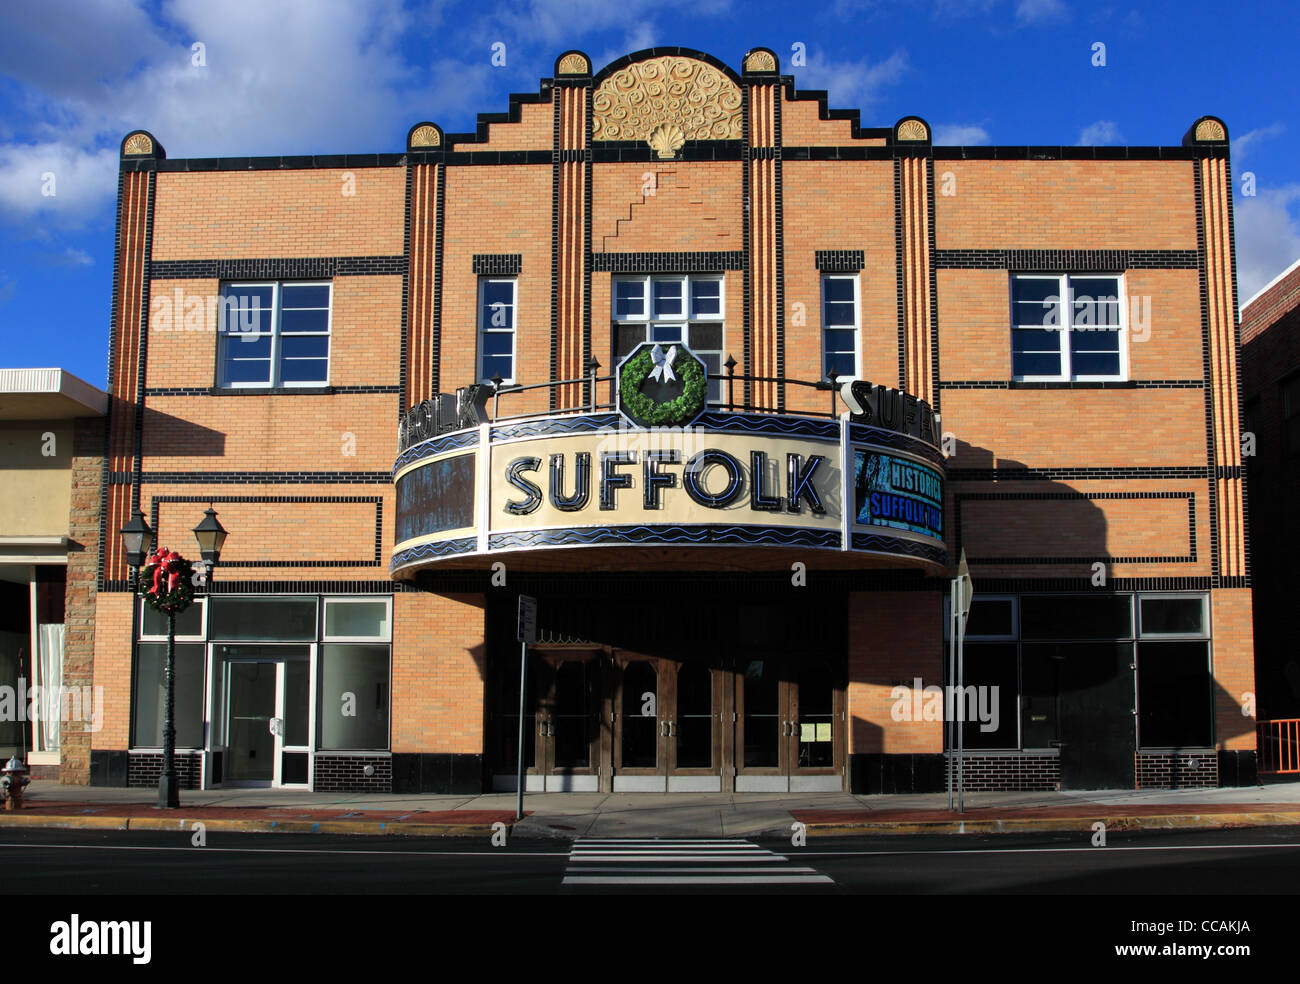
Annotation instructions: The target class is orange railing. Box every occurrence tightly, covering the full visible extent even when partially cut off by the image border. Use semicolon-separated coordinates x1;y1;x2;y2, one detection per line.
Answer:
1257;719;1300;774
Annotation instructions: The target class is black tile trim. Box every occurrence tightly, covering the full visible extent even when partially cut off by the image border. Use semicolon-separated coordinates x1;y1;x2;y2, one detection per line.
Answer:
933;249;1201;270
104;579;405;593
742;83;752;411
472;253;522;275
949;466;1209;479
929;146;1216;161
148;494;384;567
1194;167;1220;584
894;158;905;389
98;168;127;590
926;158;942;415
954;490;1196;565
442;86;554;150
583;84;594;408
147;154;405;172
110;470;390;484
150;256;406;279
144;385;399;396
778;81;892;142
399;163;412;412
939;379;1205;389
815;249;864;272
589;143;743;163
431;162;446;397
591;251;745;272
774;90;786;413
550;86;560;410
1224;155;1250;582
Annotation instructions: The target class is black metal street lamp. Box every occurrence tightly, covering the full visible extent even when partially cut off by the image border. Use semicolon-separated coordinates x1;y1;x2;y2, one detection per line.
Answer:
119;508;225;810
120;509;154;570
192;506;228;582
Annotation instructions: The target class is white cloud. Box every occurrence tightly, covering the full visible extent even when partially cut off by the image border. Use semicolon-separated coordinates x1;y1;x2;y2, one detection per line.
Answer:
493;0;729;48
1078;120;1123;145
593;21;659;74
794;49;909;108
1015;0;1068;22
933;123;991;144
1232;123;1285;163
1234;184;1300;305
0;143;118;229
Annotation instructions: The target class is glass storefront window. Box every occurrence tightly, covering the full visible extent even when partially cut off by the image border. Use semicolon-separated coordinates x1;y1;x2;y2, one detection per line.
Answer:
140;598;205;638
1138;641;1213;747
323;599;391;640
319;644;390;750
1020;595;1132;640
132;643;206;747
210;597;317;641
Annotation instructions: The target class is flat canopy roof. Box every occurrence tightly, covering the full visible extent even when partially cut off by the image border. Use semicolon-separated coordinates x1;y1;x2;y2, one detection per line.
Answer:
0;368;107;419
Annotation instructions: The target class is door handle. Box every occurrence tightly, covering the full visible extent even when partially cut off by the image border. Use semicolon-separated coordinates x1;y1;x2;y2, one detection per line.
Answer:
660;721;668;737
669;722;677;738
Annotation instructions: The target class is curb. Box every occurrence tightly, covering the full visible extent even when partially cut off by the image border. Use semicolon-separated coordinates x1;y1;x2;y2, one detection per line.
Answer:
798;810;1300;836
0;814;511;838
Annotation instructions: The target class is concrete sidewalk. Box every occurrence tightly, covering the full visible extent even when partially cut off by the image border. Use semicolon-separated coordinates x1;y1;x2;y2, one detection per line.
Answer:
3;778;1299;839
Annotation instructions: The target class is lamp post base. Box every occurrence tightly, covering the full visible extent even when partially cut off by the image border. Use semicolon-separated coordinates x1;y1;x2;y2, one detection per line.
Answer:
158;774;180;809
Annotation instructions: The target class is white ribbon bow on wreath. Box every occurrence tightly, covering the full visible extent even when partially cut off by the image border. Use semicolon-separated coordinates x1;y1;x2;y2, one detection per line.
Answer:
649;343;678;383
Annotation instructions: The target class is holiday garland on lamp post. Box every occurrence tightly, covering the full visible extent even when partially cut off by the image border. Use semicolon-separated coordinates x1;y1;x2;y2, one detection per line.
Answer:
139;546;193;808
140;546;195;615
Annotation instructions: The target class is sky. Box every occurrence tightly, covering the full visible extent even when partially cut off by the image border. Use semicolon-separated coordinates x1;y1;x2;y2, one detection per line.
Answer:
1;0;1297;388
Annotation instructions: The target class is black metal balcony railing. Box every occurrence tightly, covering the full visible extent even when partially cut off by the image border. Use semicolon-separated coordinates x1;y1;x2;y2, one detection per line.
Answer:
487;358;844;422
397;359;849;454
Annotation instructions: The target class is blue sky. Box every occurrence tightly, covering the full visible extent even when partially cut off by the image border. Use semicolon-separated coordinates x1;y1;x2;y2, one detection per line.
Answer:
1;0;1297;387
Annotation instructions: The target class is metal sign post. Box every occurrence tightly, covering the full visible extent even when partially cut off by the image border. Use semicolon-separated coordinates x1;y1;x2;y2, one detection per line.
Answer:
953;550;973;814
515;595;537;821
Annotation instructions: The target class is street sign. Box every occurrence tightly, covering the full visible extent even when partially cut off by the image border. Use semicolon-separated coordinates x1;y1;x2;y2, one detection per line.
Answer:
956;548;973;625
517;594;537;645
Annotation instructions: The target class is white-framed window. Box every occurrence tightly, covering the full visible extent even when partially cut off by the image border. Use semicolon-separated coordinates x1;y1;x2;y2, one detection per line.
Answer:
217;281;332;387
1136;593;1209;640
322;597;393;642
1011;273;1127;381
612;273;726;402
478;277;517;384
821;274;860;379
943;595;1018;641
138;597;207;641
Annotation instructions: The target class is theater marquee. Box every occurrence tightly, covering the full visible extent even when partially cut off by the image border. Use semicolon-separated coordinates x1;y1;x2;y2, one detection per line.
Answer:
391;404;948;576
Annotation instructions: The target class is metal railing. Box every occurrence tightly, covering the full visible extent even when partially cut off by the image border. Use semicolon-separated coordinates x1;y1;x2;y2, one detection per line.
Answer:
1256;719;1300;774
487;358;846;424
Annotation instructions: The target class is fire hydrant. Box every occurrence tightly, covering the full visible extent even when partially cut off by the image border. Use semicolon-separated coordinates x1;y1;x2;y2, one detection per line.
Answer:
0;756;30;810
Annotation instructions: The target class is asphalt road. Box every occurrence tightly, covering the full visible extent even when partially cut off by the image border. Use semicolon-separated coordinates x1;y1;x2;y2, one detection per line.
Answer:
4;824;1300;895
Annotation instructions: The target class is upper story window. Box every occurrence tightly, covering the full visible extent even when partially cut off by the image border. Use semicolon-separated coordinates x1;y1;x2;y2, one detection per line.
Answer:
1011;274;1126;381
217;282;331;387
478;277;517;384
821;274;859;378
613;274;725;402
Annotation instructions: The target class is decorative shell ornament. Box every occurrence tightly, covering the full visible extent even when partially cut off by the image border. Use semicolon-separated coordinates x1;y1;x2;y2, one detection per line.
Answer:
647;123;685;160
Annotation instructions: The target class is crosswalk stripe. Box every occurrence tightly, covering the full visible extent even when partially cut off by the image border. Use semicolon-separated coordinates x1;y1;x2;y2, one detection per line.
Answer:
562;837;834;887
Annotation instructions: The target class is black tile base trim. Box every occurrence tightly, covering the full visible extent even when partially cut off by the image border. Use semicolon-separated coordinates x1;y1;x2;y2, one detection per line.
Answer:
1217;750;1258;787
392;753;484;794
89;749;130;787
850;753;946;794
313;754;393;792
127;751;203;790
592;251;744;273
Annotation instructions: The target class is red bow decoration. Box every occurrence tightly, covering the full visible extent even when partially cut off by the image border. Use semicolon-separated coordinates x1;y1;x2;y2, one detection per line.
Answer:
142;545;194;614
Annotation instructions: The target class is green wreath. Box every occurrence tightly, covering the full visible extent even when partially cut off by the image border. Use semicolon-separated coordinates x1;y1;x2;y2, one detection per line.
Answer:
140;546;195;615
618;347;708;427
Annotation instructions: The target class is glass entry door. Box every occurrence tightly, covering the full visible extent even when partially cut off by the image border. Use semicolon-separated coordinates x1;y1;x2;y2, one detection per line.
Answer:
226;662;275;783
735;655;844;791
612;655;722;791
535;652;604;791
221;648;311;788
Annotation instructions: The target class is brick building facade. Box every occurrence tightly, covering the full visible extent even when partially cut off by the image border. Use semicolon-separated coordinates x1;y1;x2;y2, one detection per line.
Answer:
86;46;1255;794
